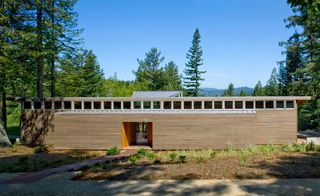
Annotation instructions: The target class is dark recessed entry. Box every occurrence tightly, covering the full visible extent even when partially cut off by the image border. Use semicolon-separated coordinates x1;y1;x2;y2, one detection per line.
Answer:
122;122;153;148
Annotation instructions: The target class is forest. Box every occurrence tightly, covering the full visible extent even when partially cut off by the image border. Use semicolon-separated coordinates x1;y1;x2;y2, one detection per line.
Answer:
0;0;319;143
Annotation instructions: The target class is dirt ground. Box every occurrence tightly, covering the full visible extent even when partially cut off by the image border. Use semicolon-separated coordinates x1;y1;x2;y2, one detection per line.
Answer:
74;152;320;180
0;146;106;172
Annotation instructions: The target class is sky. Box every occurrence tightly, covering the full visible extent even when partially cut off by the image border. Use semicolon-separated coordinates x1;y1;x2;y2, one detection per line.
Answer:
75;0;294;89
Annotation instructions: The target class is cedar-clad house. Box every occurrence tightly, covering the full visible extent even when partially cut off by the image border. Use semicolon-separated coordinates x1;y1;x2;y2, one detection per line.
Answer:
20;91;311;150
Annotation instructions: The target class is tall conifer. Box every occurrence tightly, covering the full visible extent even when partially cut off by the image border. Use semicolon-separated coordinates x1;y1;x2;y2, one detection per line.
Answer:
183;28;206;96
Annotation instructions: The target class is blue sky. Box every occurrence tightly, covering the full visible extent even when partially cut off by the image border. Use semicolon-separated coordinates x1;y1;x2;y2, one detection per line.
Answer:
75;0;294;89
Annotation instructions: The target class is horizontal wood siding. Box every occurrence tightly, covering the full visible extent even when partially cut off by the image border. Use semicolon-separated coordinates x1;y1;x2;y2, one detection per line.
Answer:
44;110;297;149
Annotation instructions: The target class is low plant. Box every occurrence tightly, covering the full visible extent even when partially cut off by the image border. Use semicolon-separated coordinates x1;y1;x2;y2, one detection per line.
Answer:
293;143;306;152
265;143;277;154
306;142;316;152
239;155;248;167
137;148;147;157
210;151;217;159
33;145;49;153
195;156;206;163
106;146;120;156
89;165;103;173
178;155;187;163
169;152;177;161
246;144;255;153
98;162;110;170
282;143;294;153
225;145;236;156
128;155;139;165
153;156;161;164
11;142;21;152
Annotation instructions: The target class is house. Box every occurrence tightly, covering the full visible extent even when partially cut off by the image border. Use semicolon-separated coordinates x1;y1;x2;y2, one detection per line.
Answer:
132;91;183;98
20;94;311;150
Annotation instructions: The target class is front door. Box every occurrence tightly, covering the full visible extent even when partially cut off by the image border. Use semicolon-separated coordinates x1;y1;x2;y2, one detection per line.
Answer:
136;122;148;145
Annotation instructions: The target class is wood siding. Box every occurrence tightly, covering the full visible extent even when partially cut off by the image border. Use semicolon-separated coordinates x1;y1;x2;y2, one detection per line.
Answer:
43;110;297;149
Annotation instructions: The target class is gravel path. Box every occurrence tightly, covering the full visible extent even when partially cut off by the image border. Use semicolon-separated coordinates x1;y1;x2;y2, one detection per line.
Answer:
1;172;320;195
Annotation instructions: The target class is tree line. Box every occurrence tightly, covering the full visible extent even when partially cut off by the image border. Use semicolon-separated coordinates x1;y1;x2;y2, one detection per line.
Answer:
1;0;319;146
253;0;320;130
0;0;207;144
215;0;320;130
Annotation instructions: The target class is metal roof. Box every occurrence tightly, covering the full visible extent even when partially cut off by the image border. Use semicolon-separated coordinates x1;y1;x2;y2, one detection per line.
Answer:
132;91;183;98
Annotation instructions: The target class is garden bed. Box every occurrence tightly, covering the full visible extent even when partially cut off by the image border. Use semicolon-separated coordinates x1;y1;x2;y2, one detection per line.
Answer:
73;144;320;180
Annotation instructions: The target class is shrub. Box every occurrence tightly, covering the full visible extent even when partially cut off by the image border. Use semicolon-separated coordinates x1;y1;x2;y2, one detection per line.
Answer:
33;145;49;153
292;143;306;152
153;157;161;164
128;155;139;165
106;146;120;156
169;152;177;161
306;142;316;152
178;155;187;163
210;151;217;159
137;148;147;157
145;151;156;161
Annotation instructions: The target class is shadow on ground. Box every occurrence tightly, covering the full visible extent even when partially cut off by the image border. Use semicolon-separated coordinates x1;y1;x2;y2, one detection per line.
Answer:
236;152;320;179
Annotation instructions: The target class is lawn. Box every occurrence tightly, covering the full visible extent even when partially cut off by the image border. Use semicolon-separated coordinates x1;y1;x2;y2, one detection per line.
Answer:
73;143;320;180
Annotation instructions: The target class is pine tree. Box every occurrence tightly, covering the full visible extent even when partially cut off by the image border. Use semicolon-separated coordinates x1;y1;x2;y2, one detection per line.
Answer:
0;0;36;142
183;28;206;96
57;50;104;97
163;61;182;90
253;81;265;96
265;68;280;96
283;0;320;130
45;0;82;97
79;50;104;96
134;48;165;91
239;89;247;96
227;83;235;96
36;0;45;97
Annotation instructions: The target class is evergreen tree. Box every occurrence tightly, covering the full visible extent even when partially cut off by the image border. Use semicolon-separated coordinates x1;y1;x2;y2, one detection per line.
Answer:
283;0;320;130
223;83;235;96
57;50;104;96
265;68;280;96
79;50;104;96
134;48;165;91
44;0;82;97
0;0;36;138
163;61;182;90
227;83;235;96
223;89;228;96
278;64;288;95
183;28;206;96
253;81;265;96
239;89;247;96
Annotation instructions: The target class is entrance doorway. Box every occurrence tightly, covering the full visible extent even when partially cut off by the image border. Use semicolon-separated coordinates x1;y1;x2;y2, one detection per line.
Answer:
122;122;152;148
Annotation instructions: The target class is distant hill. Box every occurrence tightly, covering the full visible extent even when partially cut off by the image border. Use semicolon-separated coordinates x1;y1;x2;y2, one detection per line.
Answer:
200;87;254;97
